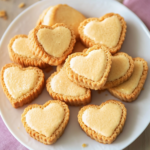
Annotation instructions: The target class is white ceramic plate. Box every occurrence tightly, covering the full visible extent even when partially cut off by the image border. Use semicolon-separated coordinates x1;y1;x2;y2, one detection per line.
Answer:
0;0;150;150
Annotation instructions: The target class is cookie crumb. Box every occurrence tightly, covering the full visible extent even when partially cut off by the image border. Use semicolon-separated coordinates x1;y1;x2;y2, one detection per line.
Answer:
18;3;25;8
82;144;87;147
142;87;144;90
0;10;6;17
0;10;7;20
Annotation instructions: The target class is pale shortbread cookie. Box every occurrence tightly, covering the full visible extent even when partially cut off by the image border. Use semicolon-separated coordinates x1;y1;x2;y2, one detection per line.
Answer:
65;45;112;90
108;58;148;102
28;24;76;66
99;52;134;90
78;13;127;54
8;35;49;68
37;4;86;39
78;100;127;144
0;63;45;108
46;65;91;106
4;67;38;99
21;100;70;145
70;50;107;82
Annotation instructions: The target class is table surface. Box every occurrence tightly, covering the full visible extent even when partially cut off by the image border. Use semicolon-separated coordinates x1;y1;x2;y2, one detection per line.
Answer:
0;0;150;150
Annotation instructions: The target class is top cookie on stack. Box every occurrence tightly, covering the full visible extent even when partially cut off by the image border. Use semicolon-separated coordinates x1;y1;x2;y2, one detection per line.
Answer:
37;4;86;39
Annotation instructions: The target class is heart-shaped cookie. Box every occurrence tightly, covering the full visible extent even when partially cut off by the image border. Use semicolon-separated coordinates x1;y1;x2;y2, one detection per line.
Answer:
21;100;69;145
78;13;127;54
46;65;91;106
99;52;134;90
0;63;45;108
28;23;76;66
65;45;112;90
8;34;49;68
78;100;127;144
108;58;148;102
37;4;86;39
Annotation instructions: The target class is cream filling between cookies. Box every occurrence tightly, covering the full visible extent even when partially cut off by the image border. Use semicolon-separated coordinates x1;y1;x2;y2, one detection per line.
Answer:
107;55;130;81
114;61;143;94
82;103;122;137
25;103;65;137
4;67;38;99
83;16;122;48
37;27;71;57
51;67;86;96
12;38;36;58
70;49;107;82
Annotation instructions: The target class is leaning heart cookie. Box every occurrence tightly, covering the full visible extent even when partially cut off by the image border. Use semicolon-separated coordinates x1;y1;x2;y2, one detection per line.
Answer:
28;23;76;66
37;4;86;39
21;100;69;145
0;63;45;108
78;100;127;144
8;35;49;68
108;57;148;102
78;13;127;54
46;64;91;106
65;45;112;90
99;52;134;90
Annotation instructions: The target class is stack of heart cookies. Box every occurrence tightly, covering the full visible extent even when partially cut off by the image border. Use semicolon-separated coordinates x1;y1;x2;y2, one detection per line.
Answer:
0;4;148;146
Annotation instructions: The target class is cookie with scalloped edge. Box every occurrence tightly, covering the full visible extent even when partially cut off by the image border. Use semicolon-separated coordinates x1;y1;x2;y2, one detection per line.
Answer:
28;23;76;66
8;34;49;68
46;64;91;106
37;4;86;39
99;52;134;90
78;100;127;144
65;45;112;90
108;58;148;102
21;100;69;144
0;63;45;108
78;13;126;54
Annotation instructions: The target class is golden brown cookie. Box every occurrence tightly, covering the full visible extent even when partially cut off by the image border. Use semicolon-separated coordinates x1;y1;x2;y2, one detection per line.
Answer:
99;52;134;90
78;13;127;54
21;100;69;145
65;45;112;90
46;65;91;106
0;63;45;108
37;4;86;39
108;58;148;102
8;34;49;68
28;24;76;66
78;100;127;144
